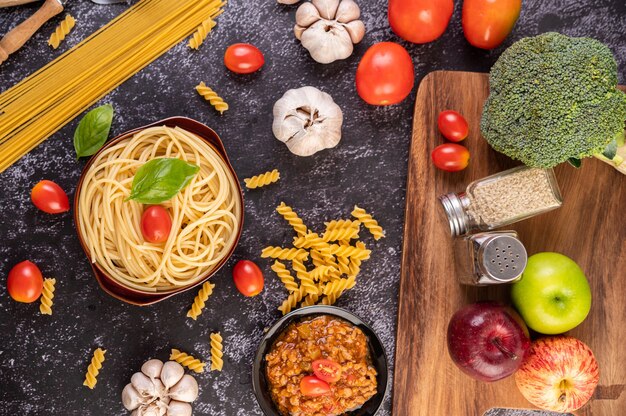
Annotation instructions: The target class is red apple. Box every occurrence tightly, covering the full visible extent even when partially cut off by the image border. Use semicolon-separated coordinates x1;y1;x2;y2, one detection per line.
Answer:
515;336;599;412
447;301;531;382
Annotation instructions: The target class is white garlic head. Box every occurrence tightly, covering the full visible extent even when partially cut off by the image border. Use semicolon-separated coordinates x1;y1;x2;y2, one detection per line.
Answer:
295;0;366;63
273;86;343;157
122;360;198;416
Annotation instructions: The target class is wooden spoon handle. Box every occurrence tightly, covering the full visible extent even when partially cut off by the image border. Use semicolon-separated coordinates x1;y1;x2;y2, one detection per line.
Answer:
0;0;40;8
0;0;63;65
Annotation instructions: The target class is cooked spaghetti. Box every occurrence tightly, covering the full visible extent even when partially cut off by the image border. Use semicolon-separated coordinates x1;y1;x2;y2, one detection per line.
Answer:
0;0;226;173
77;126;241;292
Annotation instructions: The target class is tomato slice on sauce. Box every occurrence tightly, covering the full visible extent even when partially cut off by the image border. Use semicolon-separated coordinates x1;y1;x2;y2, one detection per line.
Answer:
300;375;331;397
312;359;342;383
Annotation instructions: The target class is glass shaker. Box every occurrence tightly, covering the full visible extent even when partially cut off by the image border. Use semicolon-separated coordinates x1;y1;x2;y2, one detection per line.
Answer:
439;166;562;237
455;231;528;286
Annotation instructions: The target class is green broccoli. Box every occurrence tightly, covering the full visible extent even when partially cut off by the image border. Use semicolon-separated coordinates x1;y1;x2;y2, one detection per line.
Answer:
481;32;626;172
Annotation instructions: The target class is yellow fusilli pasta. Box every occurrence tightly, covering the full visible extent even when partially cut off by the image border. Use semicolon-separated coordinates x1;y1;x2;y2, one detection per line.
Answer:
309;265;336;281
292;258;318;295
322;226;360;242
83;348;106;389
271;261;299;292
325;219;360;233
48;14;75;49
301;290;321;307
188;17;216;50
276;202;308;237
352;206;385;240
261;246;309;260
321;276;356;305
196;82;229;114
329;243;371;260
210;332;224;371
336;255;351;275
348;242;366;277
170;349;206;373
39;278;56;315
186;281;215;320
278;286;305;315
244;169;280;189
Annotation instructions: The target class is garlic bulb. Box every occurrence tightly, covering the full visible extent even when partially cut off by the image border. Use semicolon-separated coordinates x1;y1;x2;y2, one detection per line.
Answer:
273;86;343;156
122;360;199;416
294;0;365;63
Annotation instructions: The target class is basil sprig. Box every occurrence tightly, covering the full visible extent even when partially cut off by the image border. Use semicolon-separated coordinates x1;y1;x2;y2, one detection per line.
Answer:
128;158;200;204
74;104;114;158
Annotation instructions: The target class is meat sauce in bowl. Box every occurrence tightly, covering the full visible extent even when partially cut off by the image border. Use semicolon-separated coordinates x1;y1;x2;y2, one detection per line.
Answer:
265;315;378;416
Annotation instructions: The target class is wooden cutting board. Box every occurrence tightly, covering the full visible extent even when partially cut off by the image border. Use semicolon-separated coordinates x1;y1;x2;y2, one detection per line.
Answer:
392;71;626;416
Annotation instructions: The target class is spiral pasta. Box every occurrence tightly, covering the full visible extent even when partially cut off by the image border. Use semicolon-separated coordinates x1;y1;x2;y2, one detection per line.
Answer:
83;348;106;389
329;243;371;260
210;332;224;371
271;261;298;292
261;246;309;261
196;82;229;114
325;219;360;233
352;206;385;240
170;349;206;373
244;169;280;189
278;286;305;315
322;225;360;242
48;14;75;49
309;265;336;281
292;258;318;295
301;291;320;307
188;17;217;50
39;278;56;315
348;242;366;277
321;276;356;305
276;202;308;237
186;281;215;320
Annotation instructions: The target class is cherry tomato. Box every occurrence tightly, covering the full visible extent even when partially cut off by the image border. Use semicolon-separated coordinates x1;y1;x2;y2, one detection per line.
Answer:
224;43;265;74
141;206;172;244
300;376;331;397
388;0;454;44
232;260;264;297
312;359;342;383
462;0;521;49
7;260;44;303
31;180;70;214
431;143;470;171
438;110;469;142
356;42;415;106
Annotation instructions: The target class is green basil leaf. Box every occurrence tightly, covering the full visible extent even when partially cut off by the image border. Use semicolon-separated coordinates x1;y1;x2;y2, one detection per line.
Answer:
128;158;200;204
74;104;114;158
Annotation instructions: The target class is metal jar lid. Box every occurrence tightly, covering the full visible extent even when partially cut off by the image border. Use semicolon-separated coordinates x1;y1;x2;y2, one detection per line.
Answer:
438;193;469;237
477;234;528;282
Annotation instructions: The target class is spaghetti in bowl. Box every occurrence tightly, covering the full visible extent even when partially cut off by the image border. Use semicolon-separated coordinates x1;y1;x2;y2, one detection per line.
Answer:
75;119;242;300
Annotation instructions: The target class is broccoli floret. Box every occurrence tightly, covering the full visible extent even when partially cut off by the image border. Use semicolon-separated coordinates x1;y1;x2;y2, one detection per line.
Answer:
481;32;626;168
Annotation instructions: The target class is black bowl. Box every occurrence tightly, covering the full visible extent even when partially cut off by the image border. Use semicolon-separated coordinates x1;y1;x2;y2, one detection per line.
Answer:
252;306;389;416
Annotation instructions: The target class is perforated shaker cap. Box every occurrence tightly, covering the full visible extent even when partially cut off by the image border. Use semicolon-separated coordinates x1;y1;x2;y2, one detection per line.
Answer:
478;234;528;282
438;193;469;237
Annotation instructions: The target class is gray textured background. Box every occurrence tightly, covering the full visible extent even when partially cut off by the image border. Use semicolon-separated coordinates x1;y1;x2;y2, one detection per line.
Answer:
1;1;624;415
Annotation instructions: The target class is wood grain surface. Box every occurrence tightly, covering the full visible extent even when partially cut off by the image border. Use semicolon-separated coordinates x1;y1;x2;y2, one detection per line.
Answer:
393;71;626;416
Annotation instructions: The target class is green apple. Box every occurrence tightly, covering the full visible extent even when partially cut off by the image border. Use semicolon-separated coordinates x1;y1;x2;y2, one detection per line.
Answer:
511;252;591;335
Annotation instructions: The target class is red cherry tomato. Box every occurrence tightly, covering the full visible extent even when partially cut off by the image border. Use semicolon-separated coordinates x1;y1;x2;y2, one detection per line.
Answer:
232;260;264;297
7;260;44;303
432;143;470;171
31;180;70;214
141;206;172;244
388;0;454;44
438;110;469;142
356;42;415;106
224;43;265;74
312;359;342;383
300;376;331;397
462;0;521;49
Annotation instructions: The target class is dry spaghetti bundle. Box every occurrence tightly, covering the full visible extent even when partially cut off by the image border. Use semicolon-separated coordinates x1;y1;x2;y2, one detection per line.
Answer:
0;0;227;173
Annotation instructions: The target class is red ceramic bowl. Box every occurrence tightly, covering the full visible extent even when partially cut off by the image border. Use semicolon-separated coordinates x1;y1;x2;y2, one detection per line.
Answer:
74;117;244;306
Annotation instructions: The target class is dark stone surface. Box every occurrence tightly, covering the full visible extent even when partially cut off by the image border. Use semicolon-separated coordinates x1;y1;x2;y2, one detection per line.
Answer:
0;1;624;415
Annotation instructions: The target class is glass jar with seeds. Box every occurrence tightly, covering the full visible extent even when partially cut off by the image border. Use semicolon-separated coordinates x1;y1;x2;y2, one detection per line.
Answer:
439;166;563;237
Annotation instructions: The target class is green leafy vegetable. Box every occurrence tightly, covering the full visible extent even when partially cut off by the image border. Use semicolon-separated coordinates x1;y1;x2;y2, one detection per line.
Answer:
128;158;200;204
74;104;114;158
